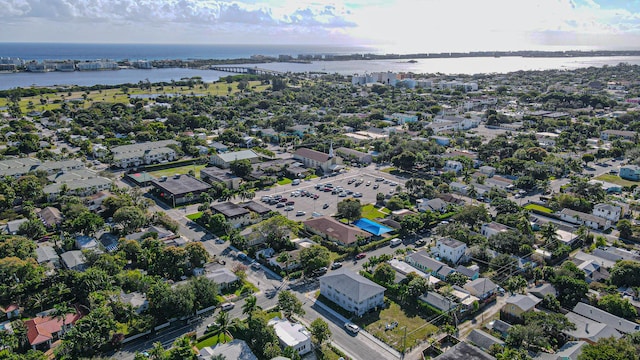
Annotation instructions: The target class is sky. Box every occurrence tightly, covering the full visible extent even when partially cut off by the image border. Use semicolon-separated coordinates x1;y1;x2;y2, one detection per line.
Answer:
1;0;640;53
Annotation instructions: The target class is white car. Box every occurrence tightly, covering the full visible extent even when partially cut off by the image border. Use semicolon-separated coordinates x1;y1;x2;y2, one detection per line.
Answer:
296;211;306;216
220;302;235;311
344;322;360;334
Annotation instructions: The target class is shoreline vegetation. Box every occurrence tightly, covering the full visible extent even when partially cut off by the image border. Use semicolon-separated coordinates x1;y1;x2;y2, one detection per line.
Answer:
4;49;640;74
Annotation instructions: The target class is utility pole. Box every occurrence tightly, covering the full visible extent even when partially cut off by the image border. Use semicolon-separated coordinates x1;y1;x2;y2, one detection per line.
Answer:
401;326;407;359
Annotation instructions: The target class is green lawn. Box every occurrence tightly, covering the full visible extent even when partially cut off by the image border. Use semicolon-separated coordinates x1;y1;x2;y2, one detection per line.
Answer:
355;301;438;353
361;204;390;220
147;164;207;179
277;178;293;185
195;333;232;350
186;212;203;221
524;204;553;214
594;174;638;187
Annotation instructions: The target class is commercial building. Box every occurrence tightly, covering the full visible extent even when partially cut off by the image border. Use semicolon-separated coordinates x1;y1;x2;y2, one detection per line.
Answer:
210;150;260;169
210;202;251;228
150;174;212;207
293;147;342;174
200;167;241;190
303;216;371;246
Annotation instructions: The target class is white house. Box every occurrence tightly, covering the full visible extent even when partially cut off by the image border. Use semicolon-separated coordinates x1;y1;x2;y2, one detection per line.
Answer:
558;208;611;230
319;269;385;316
210;150;260;169
431;238;467;264
268;318;312;355
480;222;512;239
443;160;464;174
110;140;178;168
592;203;621;223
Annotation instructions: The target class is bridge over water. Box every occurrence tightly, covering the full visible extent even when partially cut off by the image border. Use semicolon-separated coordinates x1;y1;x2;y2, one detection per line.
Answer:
210;66;285;76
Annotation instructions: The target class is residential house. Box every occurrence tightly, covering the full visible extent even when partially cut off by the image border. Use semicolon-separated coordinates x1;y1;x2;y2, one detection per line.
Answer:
449;182;468;195
572;302;640;334
60;250;87;271
293;147;342;174
75;235;99;250
501;294;541;322
319;268;385;316
35;246;60;268
464;278;498;301
388;113;418;124
419;291;457;312
268;318;312;355
528;283;557;299
37;207;63;229
430;136;451;147
418;198;448;213
431;238;467;264
210;149;260;168
456;265;480;280
204;268;240;290
25;307;83;350
4;218;27;235
118;291;149;314
479;166;496;177
467;329;504;352
433;341;496;360
573;259;605;283
480;222;512;239
303;216;371;246
211;202;251;228
85;191;110;212
619;165;640;181
443;160;464;174
532;341;586;360
600;129;637;141
563;312;622;344
404;250;454;280
0;304;20;320
199;339;258;360
487;319;512;338
592;203;622;223
558;208;611;230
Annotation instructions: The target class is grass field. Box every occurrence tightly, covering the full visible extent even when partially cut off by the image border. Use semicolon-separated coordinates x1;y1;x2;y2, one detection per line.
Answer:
594;174;638;187
186;212;203;221
3;80;270;113
147;164;207;179
195;332;232;350
361;204;390;220
524;203;553;214
277;177;293;185
356;301;438;352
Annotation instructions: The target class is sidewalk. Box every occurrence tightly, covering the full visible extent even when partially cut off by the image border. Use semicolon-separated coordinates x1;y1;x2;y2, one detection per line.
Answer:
309;294;401;359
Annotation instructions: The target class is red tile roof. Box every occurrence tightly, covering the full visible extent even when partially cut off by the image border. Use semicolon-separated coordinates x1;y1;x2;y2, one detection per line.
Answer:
26;310;83;346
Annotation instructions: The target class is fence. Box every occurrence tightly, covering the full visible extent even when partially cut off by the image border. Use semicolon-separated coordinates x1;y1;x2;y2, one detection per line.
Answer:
122;330;151;344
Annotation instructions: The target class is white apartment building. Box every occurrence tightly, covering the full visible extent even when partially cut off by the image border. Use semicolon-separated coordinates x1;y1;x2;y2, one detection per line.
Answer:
319;269;385;316
431;238;467;264
592;203;622;223
110;140;178;168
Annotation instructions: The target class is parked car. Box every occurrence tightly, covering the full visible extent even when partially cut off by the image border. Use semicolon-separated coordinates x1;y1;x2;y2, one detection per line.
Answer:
296;211;306;216
276;203;285;208
355;253;366;260
353;192;362;198
312;267;328;276
220;302;235;311
373;184;379;189
331;262;343;269
251;262;261;270
286;201;295;206
345;322;360;334
284;206;294;211
322;203;329;209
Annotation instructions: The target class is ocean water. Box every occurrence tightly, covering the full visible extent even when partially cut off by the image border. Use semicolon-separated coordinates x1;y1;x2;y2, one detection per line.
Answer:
1;43;640;90
0;43;374;62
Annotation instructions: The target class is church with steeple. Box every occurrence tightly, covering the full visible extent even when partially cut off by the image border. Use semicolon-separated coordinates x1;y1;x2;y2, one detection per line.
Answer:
293;143;343;175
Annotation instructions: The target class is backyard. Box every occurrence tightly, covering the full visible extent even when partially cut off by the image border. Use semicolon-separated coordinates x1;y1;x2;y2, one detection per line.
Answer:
354;301;438;352
594;174;639;187
523;203;553;214
195;332;232;350
361;204;390;220
147;163;208;179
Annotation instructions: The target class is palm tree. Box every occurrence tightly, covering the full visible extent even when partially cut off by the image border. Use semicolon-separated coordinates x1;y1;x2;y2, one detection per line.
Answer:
241;295;261;319
540;223;559;249
50;303;76;336
215;310;234;340
467;185;478;204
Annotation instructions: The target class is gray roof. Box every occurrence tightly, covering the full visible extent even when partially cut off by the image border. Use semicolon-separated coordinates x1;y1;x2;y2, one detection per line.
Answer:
488;319;512;335
533;341;586;360
564;312;622;342
456;265;479;279
111;140;178;155
215;150;259;163
438;237;466;249
43;176;112;194
505;294;541;312
419;291;456;312
592;246;640;263
424;198;447;211
319;268;385;303
35;246;59;264
464;278;497;296
433;341;495;360
150;174;211;197
437;265;456;278
5;218;28;234
211;202;250;218
405;250;445;272
38;206;62;227
205;339;258;360
206;268;239;285
528;283;557;299
467;329;504;351
572;302;640;334
60;250;85;270
559;208;608;226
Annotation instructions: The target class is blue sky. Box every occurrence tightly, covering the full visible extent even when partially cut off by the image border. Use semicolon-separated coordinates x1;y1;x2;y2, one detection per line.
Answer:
1;0;639;52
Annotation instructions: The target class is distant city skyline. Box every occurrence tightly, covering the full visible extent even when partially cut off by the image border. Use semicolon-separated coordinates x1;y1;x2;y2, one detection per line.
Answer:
2;0;640;53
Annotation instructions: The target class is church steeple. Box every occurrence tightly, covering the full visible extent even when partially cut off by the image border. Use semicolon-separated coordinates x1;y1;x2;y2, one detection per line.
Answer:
328;141;334;158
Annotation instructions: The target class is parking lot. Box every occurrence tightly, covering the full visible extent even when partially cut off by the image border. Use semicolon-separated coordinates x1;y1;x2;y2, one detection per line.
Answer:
254;167;406;220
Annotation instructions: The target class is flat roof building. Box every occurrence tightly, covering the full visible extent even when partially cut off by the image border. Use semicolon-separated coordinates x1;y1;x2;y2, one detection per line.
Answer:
150;174;212;207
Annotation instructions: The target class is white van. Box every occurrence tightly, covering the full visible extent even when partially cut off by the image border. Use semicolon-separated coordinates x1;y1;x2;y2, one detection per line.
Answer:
292;179;301;185
220;302;235;311
390;238;402;247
